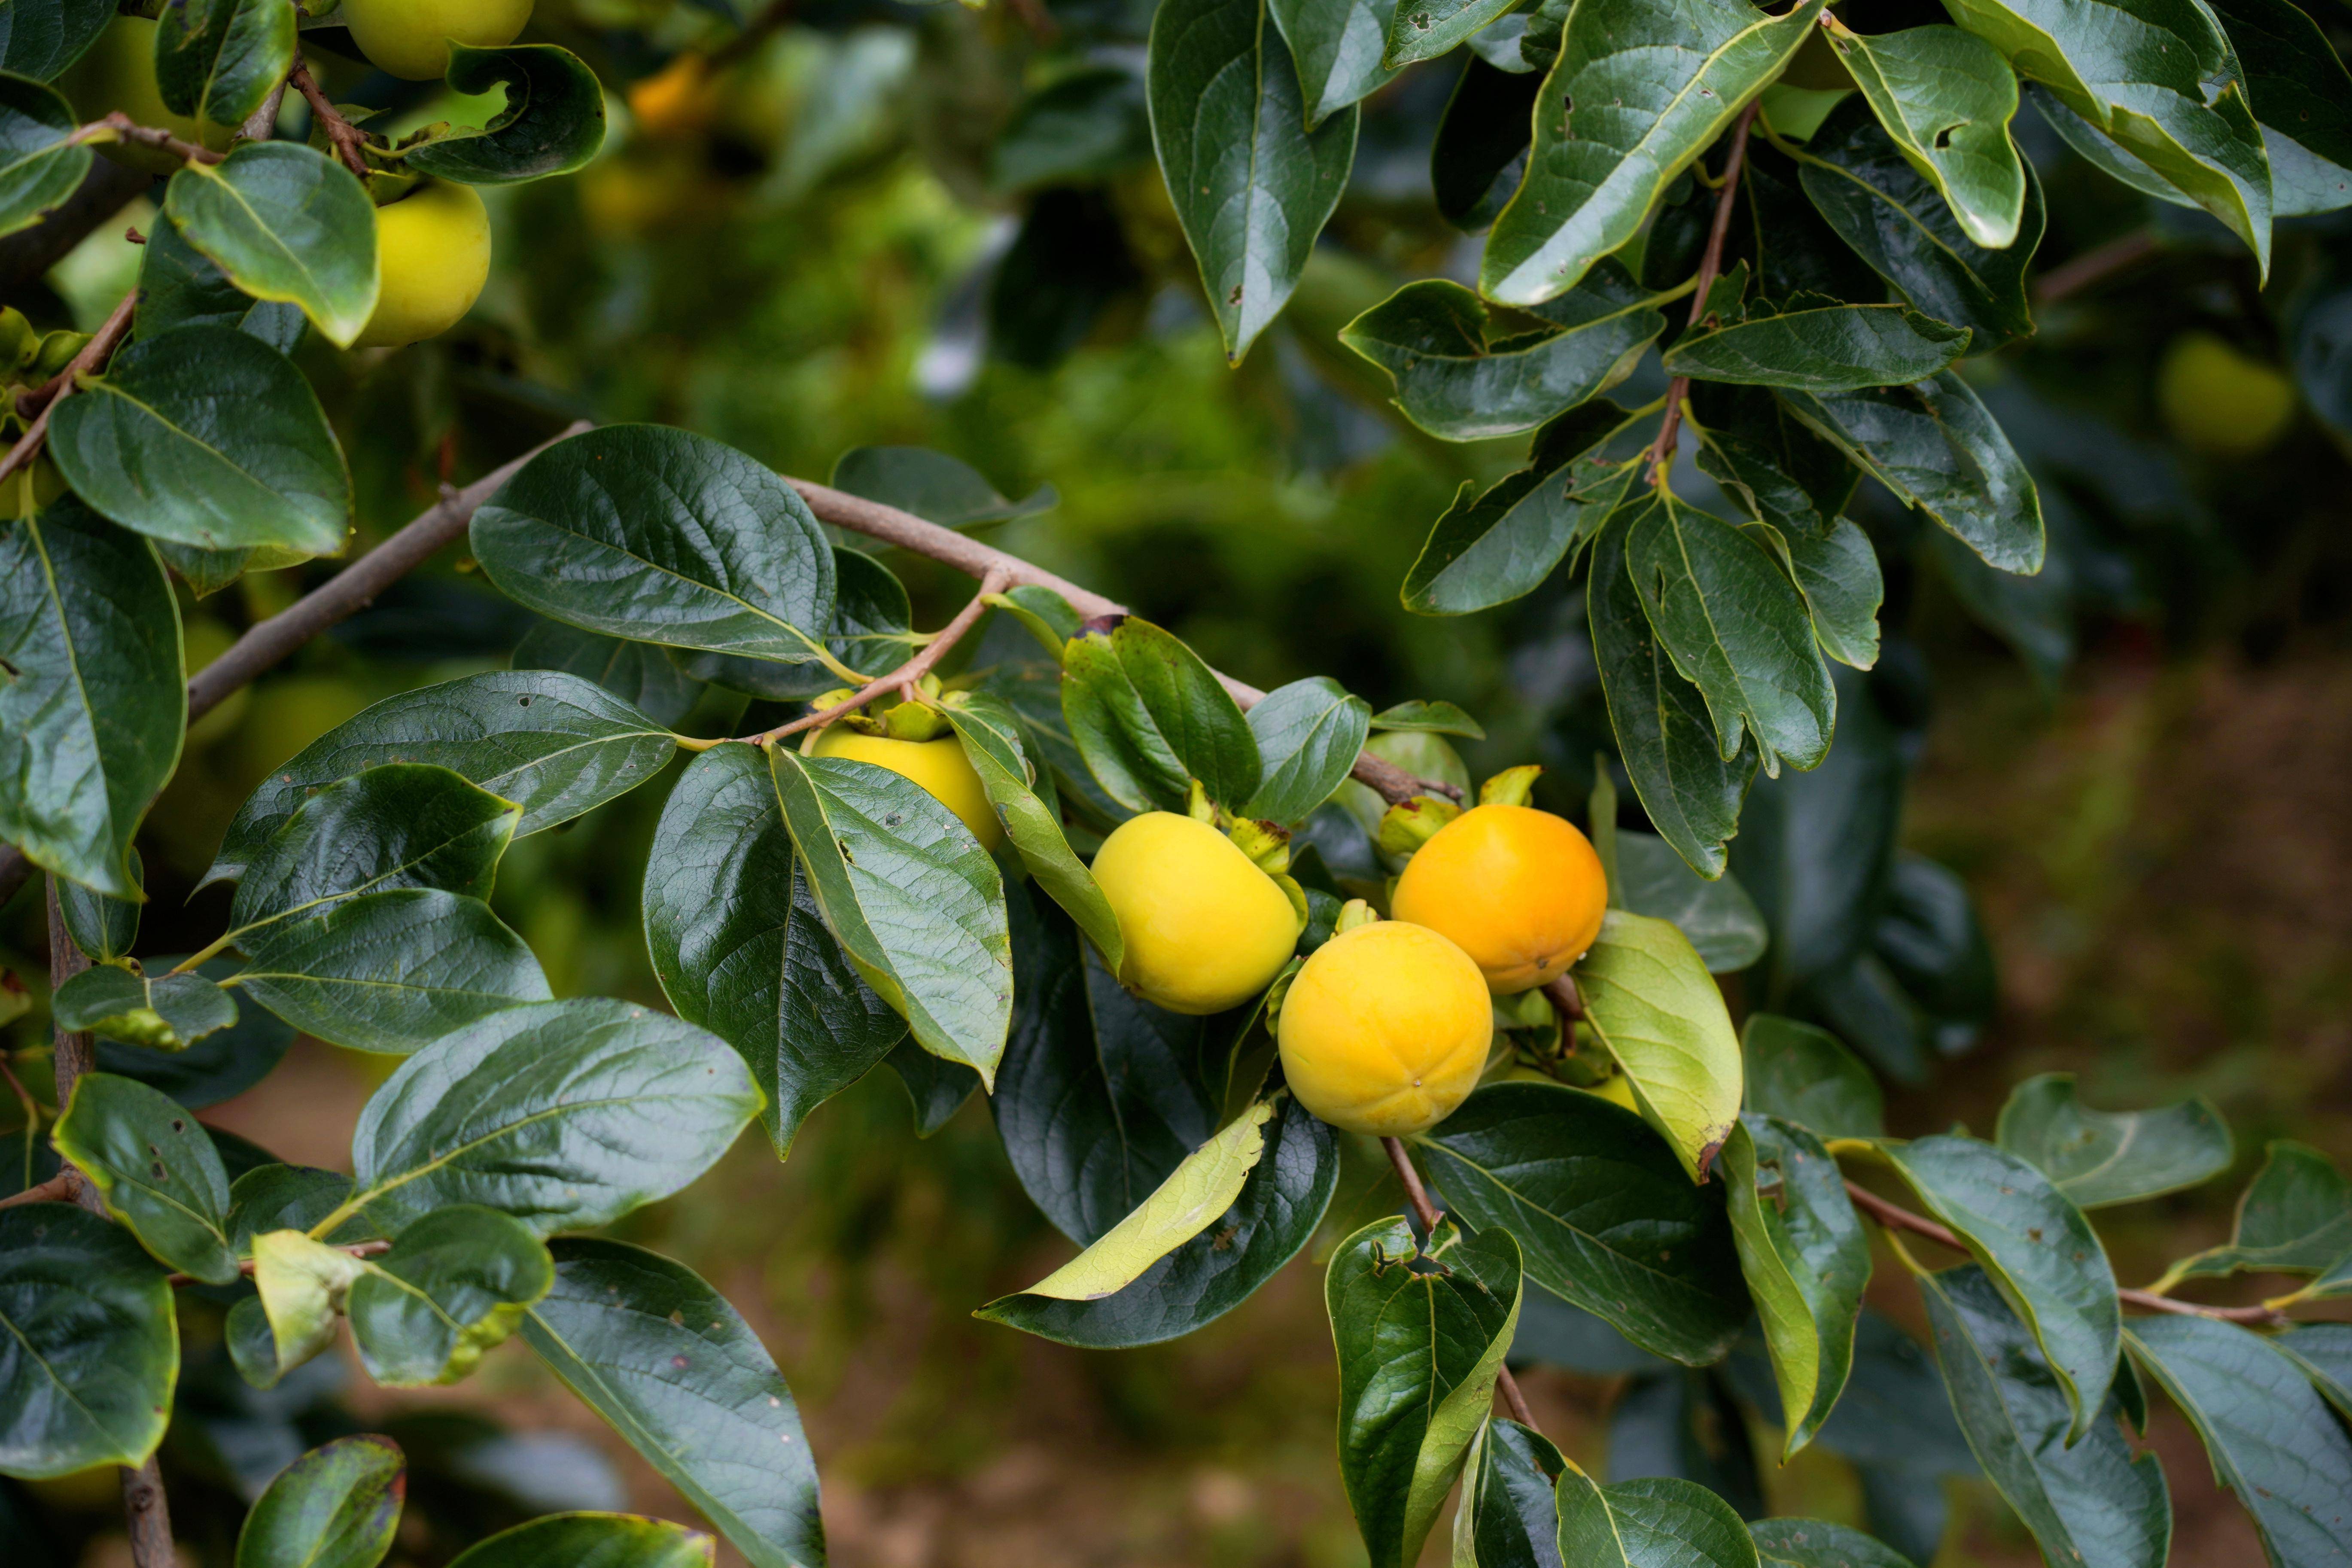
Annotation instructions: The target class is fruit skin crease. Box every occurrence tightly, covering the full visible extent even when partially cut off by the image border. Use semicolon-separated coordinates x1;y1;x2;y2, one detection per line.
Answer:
1390;803;1607;995
811;729;1003;852
1278;921;1491;1136
1090;812;1299;1016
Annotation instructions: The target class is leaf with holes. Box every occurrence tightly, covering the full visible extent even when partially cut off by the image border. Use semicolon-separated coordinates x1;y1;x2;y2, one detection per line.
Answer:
402;43;606;185
52;1070;238;1283
1823;21;2026;247
53;964;237;1050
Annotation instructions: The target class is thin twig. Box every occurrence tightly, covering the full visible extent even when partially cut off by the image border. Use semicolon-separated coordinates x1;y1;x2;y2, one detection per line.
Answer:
165;1238;391;1288
289;55;371;179
1540;974;1584;1023
1383;1137;1543;1432
1646;102;1759;485
2032;229;2159;307
240;77;290;143
733;570;1009;748
1841;1179;2291;1327
0;1170;79;1209
67;111;224;167
0;289;140;485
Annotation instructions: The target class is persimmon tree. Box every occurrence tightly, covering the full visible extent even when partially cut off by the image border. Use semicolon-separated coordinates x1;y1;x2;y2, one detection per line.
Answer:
1;2;2349;1568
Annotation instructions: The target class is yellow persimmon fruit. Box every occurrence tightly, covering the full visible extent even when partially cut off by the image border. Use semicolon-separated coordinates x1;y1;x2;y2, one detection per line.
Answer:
341;0;535;81
1091;812;1299;1015
354;181;492;350
2157;331;2297;458
811;728;1002;852
1278;920;1492;1136
1390;804;1607;995
628;53;717;138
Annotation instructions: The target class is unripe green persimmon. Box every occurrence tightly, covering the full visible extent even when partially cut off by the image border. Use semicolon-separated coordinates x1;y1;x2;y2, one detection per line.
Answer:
354;182;491;350
1091;812;1299;1015
811;728;1002;852
1278;920;1491;1135
1390;803;1607;994
341;0;535;81
2157;331;2297;458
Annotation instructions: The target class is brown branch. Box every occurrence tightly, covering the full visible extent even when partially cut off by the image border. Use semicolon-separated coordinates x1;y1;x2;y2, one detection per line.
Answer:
0;421;591;910
118;1458;173;1568
289;56;371;179
1646;103;1759;486
1383;1137;1543;1434
1842;1179;2291;1327
0;289;140;486
1540;974;1584;1023
68;111;224;167
166;1238;391;1288
736;570;1010;747
44;882;98;1215
240;77;290;143
0;159;150;295
2032;229;2159;307
0;1169;79;1209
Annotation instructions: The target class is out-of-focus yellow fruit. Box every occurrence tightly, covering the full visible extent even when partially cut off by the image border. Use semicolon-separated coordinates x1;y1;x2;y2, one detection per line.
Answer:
63;18;227;173
1590;1072;1638;1111
811;729;1002;852
628;54;716;138
22;1463;121;1512
182;615;247;744
9;454;66;519
341;0;535;81
1092;812;1299;1015
2157;331;2297;457
1278;920;1491;1136
1390;804;1607;994
354;182;491;350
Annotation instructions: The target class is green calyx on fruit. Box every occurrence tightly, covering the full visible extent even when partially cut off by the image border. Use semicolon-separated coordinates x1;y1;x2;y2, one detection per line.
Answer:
1376;796;1459;860
1478;764;1541;808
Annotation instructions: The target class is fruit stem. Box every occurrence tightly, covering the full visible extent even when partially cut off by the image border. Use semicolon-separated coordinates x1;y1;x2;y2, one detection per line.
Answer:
289;54;374;180
734;569;1011;748
66;112;225;167
1645;101;1759;487
1382;1136;1546;1438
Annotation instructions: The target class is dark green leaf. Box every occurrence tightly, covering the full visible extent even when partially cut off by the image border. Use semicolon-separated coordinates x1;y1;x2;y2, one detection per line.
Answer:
1725;1114;1867;1457
679;546;911;699
1238;676;1369;824
992;882;1221;1242
0;1203;175;1477
211;672;673;886
347;1206;552;1387
1614;832;1768;972
1824;22;2026;247
471;426;836;664
52;1070;237;1282
56;846;138;959
403;44;606;185
521;1239;823;1568
155;0;295;131
1553;1471;1759;1568
1603;1369;1765;1520
1481;0;1826;304
1433;55;1538;231
0;500;183;898
164;142;379;347
1878;1135;2120;1439
134;214;305;350
1994;1073;2233;1209
1149;0;1359;362
978;1091;1337;1347
1686;381;1861;542
1589;499;1758;879
233;1433;405;1568
96;956;293;1107
1751;1518;1916;1568
53;964;237;1050
1414;1082;1750;1364
1775;370;2044;573
0;71;91;238
990;65;1152;191
828;446;1054;529
764;748;1013;1086
512;622;706;730
228;764;517;935
1269;0;1399;125
2163;1140;2352;1285
1369;699;1484;737
1663;305;1968;393
986;188;1144;371
1403;402;1645;615
1329;1216;1521;1568
1947;0;2272;267
1922;520;2069;691
442;1513;714;1568
2132;1317;2352;1567
2206;0;2352;216
49;326;347;556
882;1041;977;1133
1741;1014;1882;1139
644;745;907;1160
2274;1324;2352;1422
1745;518;1883;672
232;889;551;1055
1919;1264;2168;1568
1794;97;2041;354
340;997;761;1236
1061;613;1261;812
1453;1418;1563;1568
1342;264;1671;439
1624;487;1838;776
227;1163;370;1253
1576;909;1744;1178
0;0;112;80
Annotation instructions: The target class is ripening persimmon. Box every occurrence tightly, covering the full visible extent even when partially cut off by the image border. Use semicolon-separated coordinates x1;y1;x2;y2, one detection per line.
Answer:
1091;812;1299;1015
2157;332;2297;458
354;181;492;350
811;728;1002;852
341;0;535;81
1278;917;1491;1136
1389;804;1607;994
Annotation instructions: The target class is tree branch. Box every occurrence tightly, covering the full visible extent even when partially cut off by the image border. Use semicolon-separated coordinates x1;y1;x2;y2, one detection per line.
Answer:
68;111;224;167
2032;229;2159;307
0;289;140;487
289;56;371;179
731;570;1010;747
1646;102;1759;486
1841;1179;2291;1327
1382;1136;1544;1435
0;1169;79;1209
240;77;290;143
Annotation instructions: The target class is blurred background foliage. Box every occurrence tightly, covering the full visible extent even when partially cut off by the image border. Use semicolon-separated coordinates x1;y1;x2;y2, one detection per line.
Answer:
6;0;2351;1562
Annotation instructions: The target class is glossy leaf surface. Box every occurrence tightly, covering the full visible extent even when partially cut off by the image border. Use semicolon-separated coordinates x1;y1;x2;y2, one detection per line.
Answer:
233;1433;405;1568
1995;1073;2233;1209
164;143;379;347
1575;909;1744;1179
442;1514;714;1568
1825;21;2026;247
1612;831;1768;973
1238;676;1369;825
1404;403;1643;615
939;692;1124;968
404;43;606;185
0;1203;176;1477
0;71;90;237
1741;1014;1883;1139
1724;1114;1867;1457
347;1206;552;1386
53;964;236;1050
1553;1470;1760;1568
52;1070;237;1282
1061;613;1260;812
154;0;295;131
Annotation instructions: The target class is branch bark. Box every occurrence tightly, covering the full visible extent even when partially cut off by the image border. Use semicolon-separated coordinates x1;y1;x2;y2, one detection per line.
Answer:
68;112;224;168
0;160;151;296
735;570;1009;747
1646;101;1759;484
289;57;371;179
1381;1136;1544;1434
0;288;141;487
